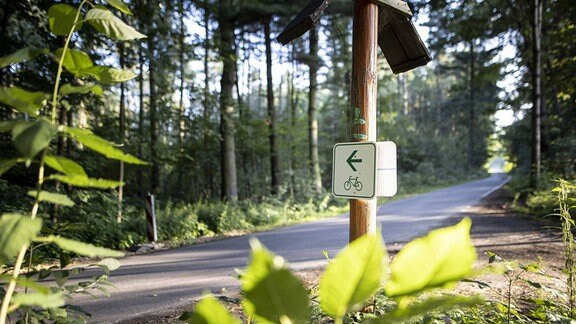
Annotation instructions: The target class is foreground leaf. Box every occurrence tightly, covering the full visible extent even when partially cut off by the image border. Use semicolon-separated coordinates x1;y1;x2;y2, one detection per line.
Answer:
48;4;82;36
47;174;124;189
11;119;57;161
28;190;75;207
12;292;65;309
35;235;124;258
84;8;146;40
96;258;122;273
45;155;87;176
106;0;133;15
372;295;484;323
56;48;94;75
319;233;385;320
180;295;240;324
63;127;147;164
385;217;476;297
0;214;42;264
0;87;49;116
83;66;137;84
242;239;309;324
0;159;22;176
60;83;103;96
0;47;49;68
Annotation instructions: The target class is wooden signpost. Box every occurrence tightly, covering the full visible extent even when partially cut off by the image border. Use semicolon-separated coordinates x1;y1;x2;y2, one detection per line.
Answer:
278;0;430;243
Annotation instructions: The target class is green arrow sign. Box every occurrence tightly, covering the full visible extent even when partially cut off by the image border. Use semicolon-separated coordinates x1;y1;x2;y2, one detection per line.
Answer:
346;150;362;171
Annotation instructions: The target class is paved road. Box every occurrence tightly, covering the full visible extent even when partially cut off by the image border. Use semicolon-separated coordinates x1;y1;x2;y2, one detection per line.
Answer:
72;173;509;323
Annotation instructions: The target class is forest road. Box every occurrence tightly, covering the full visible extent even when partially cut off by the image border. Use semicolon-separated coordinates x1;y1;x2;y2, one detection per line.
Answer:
72;173;510;323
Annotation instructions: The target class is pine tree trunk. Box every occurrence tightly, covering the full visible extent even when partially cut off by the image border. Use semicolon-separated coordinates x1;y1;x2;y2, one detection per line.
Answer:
265;20;280;195
218;0;238;200
468;40;476;171
178;0;185;151
531;0;543;188
308;26;322;194
146;1;159;195
118;41;126;223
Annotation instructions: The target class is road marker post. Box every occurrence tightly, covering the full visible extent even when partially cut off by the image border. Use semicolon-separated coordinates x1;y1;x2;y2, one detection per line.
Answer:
145;194;158;242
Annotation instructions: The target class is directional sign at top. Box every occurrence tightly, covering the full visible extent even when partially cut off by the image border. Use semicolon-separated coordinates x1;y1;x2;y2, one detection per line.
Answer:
332;142;377;199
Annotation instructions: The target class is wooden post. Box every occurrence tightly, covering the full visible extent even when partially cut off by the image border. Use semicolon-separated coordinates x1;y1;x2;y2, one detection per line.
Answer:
350;0;379;242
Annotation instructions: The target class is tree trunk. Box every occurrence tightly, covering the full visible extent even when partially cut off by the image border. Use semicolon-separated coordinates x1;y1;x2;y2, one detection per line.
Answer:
118;41;126;223
146;3;159;195
177;0;186;152
265;20;280;195
137;46;145;198
218;0;238;200
531;0;543;189
468;40;476;171
308;26;323;194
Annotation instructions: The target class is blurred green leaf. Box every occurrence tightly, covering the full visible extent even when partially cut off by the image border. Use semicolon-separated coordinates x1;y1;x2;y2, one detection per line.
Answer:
63;127;147;164
12;292;65;309
11;119;57;162
84;8;146;40
372;295;484;323
55;48;94;75
27;190;75;206
0;47;49;68
385;217;476;297
83;66;137;84
319;233;385;320
106;0;133;15
47;174;124;189
48;4;82;36
0;159;22;176
60;83;103;97
35;235;124;258
96;258;122;272
180;295;241;324
45;155;87;176
0;86;49;116
241;239;309;324
0;214;42;265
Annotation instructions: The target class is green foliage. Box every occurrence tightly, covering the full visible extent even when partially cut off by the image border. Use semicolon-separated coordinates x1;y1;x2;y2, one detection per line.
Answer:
385;217;476;297
0;0;146;321
241;239;310;323
319;234;385;320
84;9;146;40
0;47;49;69
553;179;576;319
180;295;241;324
0;87;49;116
184;218;480;323
0;214;42;264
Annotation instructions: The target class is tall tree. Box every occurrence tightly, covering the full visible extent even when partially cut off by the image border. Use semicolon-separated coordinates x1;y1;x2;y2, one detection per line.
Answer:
531;0;543;188
217;0;238;200
308;27;323;194
264;19;281;195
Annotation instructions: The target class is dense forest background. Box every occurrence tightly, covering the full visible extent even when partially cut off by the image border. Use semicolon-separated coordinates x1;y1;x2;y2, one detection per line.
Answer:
1;0;574;246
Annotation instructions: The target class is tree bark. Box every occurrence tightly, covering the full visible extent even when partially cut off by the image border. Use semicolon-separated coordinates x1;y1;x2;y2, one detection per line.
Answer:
177;0;186;152
468;40;476;171
146;0;159;195
118;40;126;223
531;0;543;189
218;0;238;200
308;26;323;194
265;20;280;195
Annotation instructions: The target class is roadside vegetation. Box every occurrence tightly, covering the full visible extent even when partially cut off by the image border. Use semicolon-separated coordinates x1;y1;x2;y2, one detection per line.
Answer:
1;0;575;322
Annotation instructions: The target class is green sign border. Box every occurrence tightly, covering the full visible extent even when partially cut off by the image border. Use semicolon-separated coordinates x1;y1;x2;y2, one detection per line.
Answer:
332;141;377;199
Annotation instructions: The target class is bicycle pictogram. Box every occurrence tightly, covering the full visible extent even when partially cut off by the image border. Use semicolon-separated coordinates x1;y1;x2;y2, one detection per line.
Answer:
343;176;363;191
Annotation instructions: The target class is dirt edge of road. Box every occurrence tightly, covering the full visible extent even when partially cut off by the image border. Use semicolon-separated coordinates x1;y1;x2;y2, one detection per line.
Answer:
119;188;566;323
